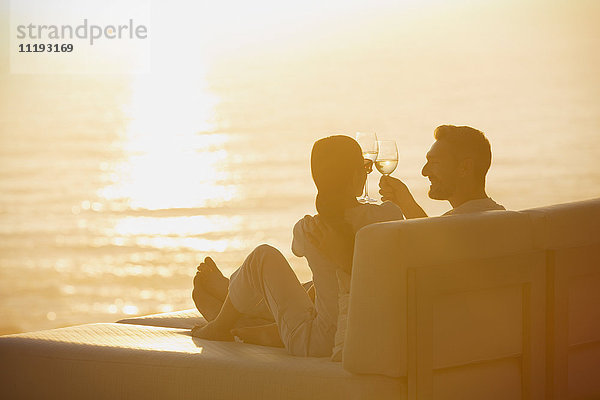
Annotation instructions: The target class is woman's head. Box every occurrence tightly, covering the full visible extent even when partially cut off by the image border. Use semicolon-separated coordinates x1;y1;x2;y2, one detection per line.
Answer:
311;135;365;202
310;136;365;268
311;135;364;271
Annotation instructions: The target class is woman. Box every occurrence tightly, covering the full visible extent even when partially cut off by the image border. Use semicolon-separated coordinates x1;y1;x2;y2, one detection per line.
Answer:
191;135;404;356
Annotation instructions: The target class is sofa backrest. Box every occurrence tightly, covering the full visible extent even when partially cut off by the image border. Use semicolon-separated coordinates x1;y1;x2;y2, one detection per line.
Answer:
521;198;600;399
343;198;600;400
343;210;548;399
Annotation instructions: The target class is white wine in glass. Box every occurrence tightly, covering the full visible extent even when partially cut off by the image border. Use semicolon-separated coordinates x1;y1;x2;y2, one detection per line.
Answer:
375;140;398;176
355;132;379;204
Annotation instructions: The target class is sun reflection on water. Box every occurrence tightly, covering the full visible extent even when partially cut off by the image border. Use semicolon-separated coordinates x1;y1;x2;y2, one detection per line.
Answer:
111;215;243;236
97;146;237;210
82;72;245;324
98;73;235;211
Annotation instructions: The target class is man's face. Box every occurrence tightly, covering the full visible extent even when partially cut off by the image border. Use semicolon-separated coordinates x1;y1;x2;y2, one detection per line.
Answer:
421;140;460;200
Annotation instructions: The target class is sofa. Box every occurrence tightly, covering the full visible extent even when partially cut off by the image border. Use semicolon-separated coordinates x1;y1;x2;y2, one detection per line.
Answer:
1;198;599;399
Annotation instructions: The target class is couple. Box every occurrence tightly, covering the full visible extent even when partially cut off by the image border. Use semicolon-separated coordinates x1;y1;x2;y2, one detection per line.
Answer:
191;125;505;357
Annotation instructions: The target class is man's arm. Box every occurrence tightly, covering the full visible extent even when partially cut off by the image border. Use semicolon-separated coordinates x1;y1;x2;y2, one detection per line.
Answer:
304;215;353;272
379;175;428;219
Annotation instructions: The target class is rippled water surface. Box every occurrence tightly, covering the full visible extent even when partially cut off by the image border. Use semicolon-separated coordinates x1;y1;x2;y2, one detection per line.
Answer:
1;0;599;334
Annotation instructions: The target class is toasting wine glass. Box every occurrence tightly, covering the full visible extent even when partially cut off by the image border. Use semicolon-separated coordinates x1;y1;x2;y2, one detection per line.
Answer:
355;132;379;204
375;140;398;176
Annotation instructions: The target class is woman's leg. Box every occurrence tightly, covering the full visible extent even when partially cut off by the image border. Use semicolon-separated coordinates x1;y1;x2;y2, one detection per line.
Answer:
191;294;241;341
192;244;315;355
192;256;314;320
230;322;284;347
191;278;223;321
192;264;275;328
194;257;229;301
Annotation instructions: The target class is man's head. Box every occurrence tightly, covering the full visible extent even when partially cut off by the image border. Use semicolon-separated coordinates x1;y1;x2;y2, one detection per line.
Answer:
421;125;492;200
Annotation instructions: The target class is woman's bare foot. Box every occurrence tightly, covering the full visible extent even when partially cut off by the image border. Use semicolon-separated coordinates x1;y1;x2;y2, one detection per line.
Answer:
230;323;284;348
191;279;224;321
191;294;241;342
196;257;229;301
191;320;234;342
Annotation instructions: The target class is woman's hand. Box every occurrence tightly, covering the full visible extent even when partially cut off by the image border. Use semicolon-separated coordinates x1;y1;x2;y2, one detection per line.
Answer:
304;215;353;271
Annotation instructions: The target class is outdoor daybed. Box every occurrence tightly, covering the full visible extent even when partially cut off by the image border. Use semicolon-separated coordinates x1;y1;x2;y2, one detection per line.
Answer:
1;198;599;399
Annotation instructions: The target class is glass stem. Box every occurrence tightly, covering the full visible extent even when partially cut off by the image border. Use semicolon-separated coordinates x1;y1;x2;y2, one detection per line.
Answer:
364;173;369;199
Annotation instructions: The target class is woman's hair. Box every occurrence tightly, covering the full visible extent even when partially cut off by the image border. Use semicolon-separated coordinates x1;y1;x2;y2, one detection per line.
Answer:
311;135;363;271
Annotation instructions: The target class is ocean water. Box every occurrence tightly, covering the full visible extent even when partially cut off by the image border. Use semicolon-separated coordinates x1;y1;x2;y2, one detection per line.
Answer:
1;0;599;334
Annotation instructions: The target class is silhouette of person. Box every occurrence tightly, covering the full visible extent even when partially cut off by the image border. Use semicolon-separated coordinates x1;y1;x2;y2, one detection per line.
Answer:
191;135;404;356
307;125;506;273
379;125;505;217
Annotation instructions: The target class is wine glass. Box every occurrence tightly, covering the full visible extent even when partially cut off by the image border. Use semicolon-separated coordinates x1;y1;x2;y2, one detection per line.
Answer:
355;132;379;204
375;140;398;177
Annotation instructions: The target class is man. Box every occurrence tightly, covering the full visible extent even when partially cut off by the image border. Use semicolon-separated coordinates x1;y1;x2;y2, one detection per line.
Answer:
306;125;505;270
379;124;505;217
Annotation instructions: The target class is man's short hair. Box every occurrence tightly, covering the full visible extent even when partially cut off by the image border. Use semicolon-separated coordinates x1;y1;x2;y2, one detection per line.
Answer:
434;125;492;179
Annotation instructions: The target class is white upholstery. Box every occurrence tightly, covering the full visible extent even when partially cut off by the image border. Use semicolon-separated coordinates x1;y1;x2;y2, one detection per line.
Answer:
118;309;206;329
0;323;405;400
522;198;600;399
341;199;600;399
522;197;600;249
343;211;540;377
2;198;599;399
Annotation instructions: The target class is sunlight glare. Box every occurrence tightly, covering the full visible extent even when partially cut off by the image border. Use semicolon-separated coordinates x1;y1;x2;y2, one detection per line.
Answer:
112;215;242;237
97;70;236;210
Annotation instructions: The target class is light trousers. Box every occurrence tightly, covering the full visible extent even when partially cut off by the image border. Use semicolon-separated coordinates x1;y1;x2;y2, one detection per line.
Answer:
229;244;333;357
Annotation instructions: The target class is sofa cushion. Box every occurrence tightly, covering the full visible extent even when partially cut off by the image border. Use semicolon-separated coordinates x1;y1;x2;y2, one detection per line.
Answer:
0;323;405;400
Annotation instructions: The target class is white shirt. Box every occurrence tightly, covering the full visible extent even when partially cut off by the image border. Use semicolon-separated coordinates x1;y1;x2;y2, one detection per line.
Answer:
443;197;506;216
292;201;404;333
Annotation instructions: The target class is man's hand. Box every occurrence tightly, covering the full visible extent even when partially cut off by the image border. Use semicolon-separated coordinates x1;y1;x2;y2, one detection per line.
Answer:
304;215;353;271
379;175;428;219
379;175;411;204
